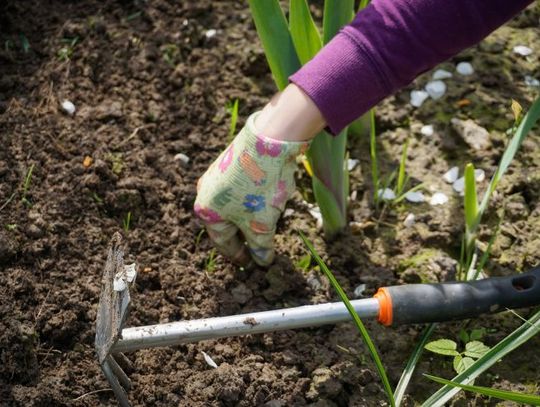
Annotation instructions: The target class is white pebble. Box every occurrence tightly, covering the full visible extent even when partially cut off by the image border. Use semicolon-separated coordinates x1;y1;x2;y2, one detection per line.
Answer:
354;284;367;298
201;351;218;369
432;69;453;80
205;29;217;39
174;153;190;164
350;190;358;201
456;62;474;76
420;124;434;136
443;166;459;183
525;75;540;87
283;208;295;218
430;192;449;206
425;80;447;100
410;90;429;107
513;45;532;56
405;191;425;203
347;158;359;171
308;206;323;229
475;169;485;182
403;213;416;228
182;19;189;26
61;99;76;115
452;177;465;194
378;188;396;201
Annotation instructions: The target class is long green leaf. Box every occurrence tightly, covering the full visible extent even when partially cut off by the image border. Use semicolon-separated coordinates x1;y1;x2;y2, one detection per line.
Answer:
464;163;478;245
396;140;409;197
289;0;322;64
299;232;396;407
248;0;300;90
312;176;347;236
478;96;540;220
422;309;540;406
394;323;437;406
424;375;540;405
369;110;379;205
322;0;354;44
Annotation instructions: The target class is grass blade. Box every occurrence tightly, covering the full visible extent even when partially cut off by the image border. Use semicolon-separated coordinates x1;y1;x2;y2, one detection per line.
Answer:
248;0;300;90
396;140;410;197
226;99;239;141
422;309;540;406
299;231;396;406
394;323;437;406
289;0;322;64
424;374;540;405
478;96;540;220
322;0;354;44
369;110;379;205
463;163;478;256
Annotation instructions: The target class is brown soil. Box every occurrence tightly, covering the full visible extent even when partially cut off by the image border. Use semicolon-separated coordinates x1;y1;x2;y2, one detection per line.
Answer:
1;1;539;406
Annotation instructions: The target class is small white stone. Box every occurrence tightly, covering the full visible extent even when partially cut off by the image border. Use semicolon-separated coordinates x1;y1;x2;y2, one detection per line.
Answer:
61;99;76;115
350;190;358;201
354;284;367;298
432;69;453;80
474;169;485;182
403;213;416;228
410;90;429;107
124;263;137;283
452;177;465;194
456;62;474;76
405;191;425;203
201;351;218;369
347;158;359;171
182;19;189;26
174;153;190;164
378;188;396;201
420;124;434;136
425;80;447;100
205;29;217;39
283;208;295;218
513;45;532;56
308;206;323;229
525;75;540;87
113;274;127;292
443;166;459;183
430;192;449;206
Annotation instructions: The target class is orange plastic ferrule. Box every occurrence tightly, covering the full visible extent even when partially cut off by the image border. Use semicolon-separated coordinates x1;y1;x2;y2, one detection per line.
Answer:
374;287;393;326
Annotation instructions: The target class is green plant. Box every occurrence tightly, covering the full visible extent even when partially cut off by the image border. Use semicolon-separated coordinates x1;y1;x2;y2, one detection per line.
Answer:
205;248;217;273
424;374;540;405
226;99;239;141
21;164;35;206
458;96;540;279
58;37;79;61
123;212;132;232
5;224;17;231
300;231;396;406
424;333;490;376
249;0;366;238
162;43;179;67
295;253;312;272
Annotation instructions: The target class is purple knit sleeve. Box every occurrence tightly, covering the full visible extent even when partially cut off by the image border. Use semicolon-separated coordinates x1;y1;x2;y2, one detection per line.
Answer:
290;0;532;135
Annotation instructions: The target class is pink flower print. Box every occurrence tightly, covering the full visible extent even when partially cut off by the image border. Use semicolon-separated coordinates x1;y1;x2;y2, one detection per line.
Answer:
256;136;282;157
194;203;223;224
271;180;288;208
218;144;234;173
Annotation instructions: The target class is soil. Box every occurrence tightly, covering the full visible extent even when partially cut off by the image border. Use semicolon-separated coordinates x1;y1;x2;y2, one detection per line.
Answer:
1;1;539;406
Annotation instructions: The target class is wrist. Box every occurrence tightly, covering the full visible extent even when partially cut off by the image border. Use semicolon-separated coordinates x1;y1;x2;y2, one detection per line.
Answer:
254;84;326;142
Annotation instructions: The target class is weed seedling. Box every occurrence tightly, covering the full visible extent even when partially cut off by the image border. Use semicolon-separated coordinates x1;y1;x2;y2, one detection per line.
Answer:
162;44;179;67
5;224;17;231
21;164;35;207
226;99;239;142
123;212;132;232
57;37;79;61
205;248;217;273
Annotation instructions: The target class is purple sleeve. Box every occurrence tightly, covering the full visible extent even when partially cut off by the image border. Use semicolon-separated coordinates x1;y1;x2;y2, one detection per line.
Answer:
290;0;532;135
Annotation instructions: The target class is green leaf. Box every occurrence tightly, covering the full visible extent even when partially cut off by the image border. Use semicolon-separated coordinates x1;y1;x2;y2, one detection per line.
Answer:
464;163;478;239
464;341;490;359
425;339;459;356
322;0;354;44
424;374;540;405
248;0;300;90
312;175;346;238
422;309;540;406
299;232;395;407
396;139;409;197
454;356;475;375
458;329;469;344
469;328;486;342
289;0;322;64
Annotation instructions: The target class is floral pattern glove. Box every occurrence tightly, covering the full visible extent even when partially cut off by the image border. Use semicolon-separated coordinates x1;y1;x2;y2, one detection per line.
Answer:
194;112;309;266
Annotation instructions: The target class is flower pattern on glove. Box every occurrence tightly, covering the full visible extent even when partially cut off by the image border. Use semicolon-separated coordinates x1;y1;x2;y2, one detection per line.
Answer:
243;194;266;212
218;144;234;173
256;136;282;157
194;204;223;223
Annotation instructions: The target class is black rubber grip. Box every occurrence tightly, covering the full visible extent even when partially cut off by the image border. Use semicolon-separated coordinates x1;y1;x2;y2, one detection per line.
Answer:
385;266;540;325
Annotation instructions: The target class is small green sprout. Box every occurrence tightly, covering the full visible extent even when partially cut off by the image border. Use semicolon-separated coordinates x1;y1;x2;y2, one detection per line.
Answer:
205;248;217;273
21;164;35;207
194;229;205;250
226;99;239;141
5;224;17;231
106;153;123;175
161;44;179;67
57;37;79;61
123;212;132;232
295;253;312;272
425;332;491;376
19;34;30;53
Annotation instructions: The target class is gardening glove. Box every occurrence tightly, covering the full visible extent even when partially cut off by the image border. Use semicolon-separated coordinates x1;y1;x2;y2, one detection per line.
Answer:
194;111;309;267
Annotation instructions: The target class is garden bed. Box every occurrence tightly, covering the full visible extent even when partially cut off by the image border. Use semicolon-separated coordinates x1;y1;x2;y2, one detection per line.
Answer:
1;1;539;406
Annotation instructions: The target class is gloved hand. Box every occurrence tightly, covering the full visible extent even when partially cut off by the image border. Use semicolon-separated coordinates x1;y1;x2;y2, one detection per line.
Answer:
194;112;309;266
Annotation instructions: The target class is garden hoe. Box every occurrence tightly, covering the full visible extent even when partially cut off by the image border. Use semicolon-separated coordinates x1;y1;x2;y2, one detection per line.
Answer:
96;234;540;407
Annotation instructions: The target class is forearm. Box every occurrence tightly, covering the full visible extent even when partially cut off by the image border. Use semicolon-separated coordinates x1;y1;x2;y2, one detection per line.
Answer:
290;0;533;135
